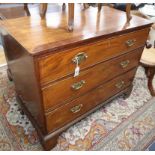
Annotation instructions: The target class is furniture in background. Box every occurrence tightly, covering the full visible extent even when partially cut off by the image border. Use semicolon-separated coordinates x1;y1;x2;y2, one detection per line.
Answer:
40;3;74;31
0;6;152;150
0;3;30;19
138;4;155;96
97;3;132;22
40;3;66;18
140;48;155;96
40;3;132;31
0;3;31;80
23;4;30;16
119;4;155;96
140;22;155;97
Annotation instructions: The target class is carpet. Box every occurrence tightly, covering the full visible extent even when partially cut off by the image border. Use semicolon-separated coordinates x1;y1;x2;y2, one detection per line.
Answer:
0;65;155;151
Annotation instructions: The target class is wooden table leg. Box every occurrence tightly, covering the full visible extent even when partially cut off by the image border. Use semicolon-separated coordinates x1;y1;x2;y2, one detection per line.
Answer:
83;3;89;9
98;3;102;12
68;3;74;32
24;4;30;16
144;66;155;96
62;3;66;11
40;3;48;19
126;4;132;22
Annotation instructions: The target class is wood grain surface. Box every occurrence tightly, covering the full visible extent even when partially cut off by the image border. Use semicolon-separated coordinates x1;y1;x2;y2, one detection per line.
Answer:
38;28;149;85
45;68;136;133
42;47;143;111
0;5;152;150
0;6;152;55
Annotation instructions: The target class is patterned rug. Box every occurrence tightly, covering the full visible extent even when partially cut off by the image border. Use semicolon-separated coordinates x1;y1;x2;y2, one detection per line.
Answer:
0;65;155;151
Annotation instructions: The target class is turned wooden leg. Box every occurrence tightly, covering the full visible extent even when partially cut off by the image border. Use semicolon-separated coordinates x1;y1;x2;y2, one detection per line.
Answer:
68;3;74;32
83;3;89;9
62;3;66;11
24;4;30;16
40;3;48;19
144;66;155;96
98;3;102;12
145;40;152;49
126;4;132;23
42;134;60;151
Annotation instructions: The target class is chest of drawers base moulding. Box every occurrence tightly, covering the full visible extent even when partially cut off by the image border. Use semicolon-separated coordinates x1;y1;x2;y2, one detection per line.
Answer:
0;6;152;150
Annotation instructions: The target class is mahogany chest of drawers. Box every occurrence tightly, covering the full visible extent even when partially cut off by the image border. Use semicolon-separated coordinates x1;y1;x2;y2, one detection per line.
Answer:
0;6;152;150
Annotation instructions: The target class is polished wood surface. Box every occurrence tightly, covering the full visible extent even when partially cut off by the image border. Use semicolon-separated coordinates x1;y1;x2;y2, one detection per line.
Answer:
45;68;136;133
44;86;133;150
38;28;149;85
24;4;30;16
42;48;143;111
39;3;131;31
37;3;73;31
0;4;29;19
98;3;102;12
126;4;132;22
0;6;151;150
39;3;48;19
68;3;74;31
0;6;152;55
97;3;131;22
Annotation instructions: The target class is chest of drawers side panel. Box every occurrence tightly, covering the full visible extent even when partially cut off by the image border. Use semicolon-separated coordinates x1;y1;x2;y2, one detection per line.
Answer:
1;32;47;134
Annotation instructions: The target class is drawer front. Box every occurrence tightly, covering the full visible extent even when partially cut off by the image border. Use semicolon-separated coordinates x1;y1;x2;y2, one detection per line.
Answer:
45;68;136;133
42;48;143;111
38;28;149;85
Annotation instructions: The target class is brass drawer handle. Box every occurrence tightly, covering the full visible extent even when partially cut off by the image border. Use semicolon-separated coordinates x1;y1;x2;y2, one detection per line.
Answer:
71;80;86;90
126;39;136;47
70;104;83;113
72;52;88;64
120;60;130;68
115;81;125;89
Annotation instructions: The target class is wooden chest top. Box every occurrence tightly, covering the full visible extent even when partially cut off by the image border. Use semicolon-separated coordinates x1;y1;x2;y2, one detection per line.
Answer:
0;6;152;55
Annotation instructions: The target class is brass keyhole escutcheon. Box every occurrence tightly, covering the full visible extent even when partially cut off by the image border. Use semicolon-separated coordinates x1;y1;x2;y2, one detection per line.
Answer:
72;52;88;64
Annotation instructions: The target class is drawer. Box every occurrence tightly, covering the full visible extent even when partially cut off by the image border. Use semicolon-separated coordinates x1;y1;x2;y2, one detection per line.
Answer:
42;47;143;111
45;68;136;133
38;28;149;85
